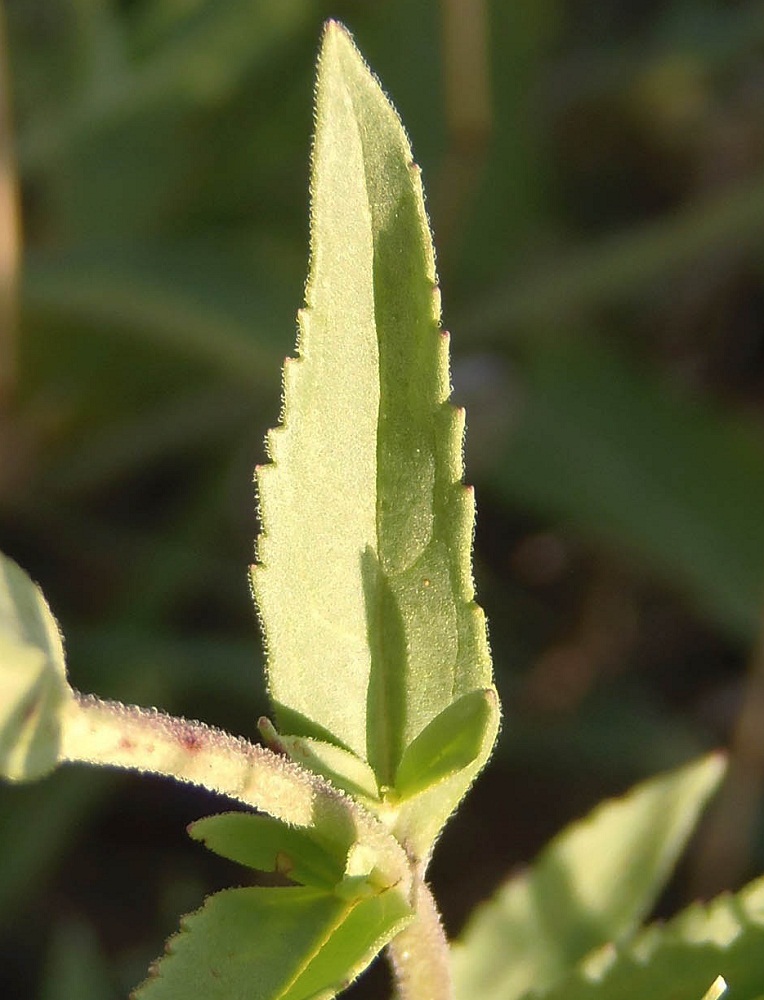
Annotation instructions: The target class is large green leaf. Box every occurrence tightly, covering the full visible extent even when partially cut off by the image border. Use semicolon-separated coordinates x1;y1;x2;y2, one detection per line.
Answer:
0;553;73;781
251;22;495;808
132;884;412;1000
535;875;764;1000
452;753;726;1000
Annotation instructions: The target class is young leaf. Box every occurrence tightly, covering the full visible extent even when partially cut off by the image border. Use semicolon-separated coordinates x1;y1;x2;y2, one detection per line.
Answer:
394;689;495;799
132;884;412;1000
536;875;764;1000
189;812;347;890
251;22;496;809
388;689;500;859
452;753;726;1000
0;552;73;781
259;718;380;802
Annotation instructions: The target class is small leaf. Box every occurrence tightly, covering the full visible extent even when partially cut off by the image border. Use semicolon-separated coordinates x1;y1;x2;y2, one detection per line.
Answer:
259;718;379;801
394;689;495;799
0;552;73;781
390;691;501;859
452;753;726;1000
189;812;347;890
132;884;411;1000
251;20;496;816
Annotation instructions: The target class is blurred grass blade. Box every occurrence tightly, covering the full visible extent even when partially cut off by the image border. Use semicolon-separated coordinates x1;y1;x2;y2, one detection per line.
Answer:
463;169;764;339
19;0;314;169
41;917;118;1000
491;339;764;640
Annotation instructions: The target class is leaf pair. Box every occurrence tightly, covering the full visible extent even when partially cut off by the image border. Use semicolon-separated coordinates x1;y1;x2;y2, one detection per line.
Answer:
133;813;412;1000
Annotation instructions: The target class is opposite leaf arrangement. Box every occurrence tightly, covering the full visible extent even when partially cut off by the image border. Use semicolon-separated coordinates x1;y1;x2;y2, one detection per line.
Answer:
1;20;764;1000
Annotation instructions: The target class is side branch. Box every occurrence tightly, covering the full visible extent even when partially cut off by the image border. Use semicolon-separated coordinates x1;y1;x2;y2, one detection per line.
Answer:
61;693;316;823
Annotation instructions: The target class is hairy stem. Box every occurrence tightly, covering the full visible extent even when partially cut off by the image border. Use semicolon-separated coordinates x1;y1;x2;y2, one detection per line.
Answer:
61;692;317;818
388;876;453;1000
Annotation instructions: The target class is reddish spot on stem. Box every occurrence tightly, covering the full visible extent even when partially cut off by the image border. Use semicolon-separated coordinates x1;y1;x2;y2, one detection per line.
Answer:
21;696;39;723
178;730;204;752
118;737;136;751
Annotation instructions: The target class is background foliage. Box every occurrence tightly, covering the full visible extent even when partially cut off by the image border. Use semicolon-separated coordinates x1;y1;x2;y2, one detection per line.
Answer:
3;0;764;996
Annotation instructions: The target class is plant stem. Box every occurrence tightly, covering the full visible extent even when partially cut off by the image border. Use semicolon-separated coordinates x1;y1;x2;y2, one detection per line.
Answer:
388;876;454;1000
60;692;315;821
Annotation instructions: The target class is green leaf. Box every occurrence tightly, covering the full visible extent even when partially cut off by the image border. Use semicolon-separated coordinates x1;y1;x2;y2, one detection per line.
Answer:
279;889;412;999
189;812;347;890
132;884;412;1000
0;552;73;781
259;718;380;802
251;17;495;820
452;753;726;1000
536;875;764;1000
394;689;495;799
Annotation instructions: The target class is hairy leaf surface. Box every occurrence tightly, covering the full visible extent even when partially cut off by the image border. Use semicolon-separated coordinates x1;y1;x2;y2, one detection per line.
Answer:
133;884;411;1000
258;717;380;802
251;23;495;802
189;812;347;889
452;753;726;1000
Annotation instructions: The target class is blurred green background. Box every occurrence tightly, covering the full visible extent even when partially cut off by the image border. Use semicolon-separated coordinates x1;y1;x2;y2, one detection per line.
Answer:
3;0;764;996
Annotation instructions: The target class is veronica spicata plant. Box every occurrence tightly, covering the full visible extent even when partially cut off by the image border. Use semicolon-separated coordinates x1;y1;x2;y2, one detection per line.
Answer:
2;20;764;1000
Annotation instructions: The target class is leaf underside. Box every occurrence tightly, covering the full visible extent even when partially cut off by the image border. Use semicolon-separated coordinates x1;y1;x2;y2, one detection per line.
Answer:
251;21;495;801
452;753;726;1000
